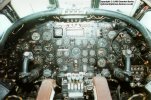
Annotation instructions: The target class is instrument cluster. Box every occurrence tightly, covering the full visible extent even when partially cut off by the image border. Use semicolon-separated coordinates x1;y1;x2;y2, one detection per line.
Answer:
16;21;121;73
0;20;147;79
0;17;150;99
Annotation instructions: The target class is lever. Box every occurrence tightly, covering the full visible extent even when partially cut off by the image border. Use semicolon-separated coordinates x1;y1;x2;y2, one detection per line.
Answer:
20;52;34;78
123;49;132;81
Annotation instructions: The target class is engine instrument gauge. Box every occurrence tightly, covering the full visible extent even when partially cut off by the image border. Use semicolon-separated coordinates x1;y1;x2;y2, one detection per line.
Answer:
31;32;40;41
98;38;108;47
33;45;42;52
42;31;51;41
43;43;53;52
45;53;54;62
97;48;107;57
34;56;43;64
97;58;106;67
72;47;81;57
107;54;116;63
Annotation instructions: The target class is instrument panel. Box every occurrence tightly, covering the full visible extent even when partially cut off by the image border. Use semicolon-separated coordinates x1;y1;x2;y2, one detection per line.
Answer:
14;21;122;74
0;18;150;99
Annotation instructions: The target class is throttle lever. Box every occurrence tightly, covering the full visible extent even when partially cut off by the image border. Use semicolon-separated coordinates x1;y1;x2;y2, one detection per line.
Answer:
122;49;132;81
20;52;34;78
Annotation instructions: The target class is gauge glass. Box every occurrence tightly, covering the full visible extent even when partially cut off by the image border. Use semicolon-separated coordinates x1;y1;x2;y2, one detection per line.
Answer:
98;38;108;47
72;48;81;57
31;32;40;41
43;31;51;41
97;48;107;57
44;44;52;52
34;46;42;52
97;58;106;67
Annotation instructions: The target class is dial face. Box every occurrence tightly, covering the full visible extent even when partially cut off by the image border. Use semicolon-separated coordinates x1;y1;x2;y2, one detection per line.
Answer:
45;53;54;62
54;28;63;37
107;54;116;63
97;48;107;57
34;56;43;64
97;58;106;67
72;47;81;57
90;50;95;56
33;45;42;52
98;38;108;47
75;39;82;45
112;41;120;53
108;31;117;39
56;39;63;46
43;43;53;52
82;50;88;57
31;32;40;41
89;39;95;45
64;50;70;57
42;31;51;41
64;38;70;46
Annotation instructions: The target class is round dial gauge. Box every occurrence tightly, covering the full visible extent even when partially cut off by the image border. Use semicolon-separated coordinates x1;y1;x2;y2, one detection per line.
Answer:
43;43;53;52
98;38;108;47
32;32;40;41
112;41;120;53
97;48;107;57
45;53;54;62
97;58;106;67
34;56;43;64
72;48;81;57
33;45;42;52
43;31;51;41
89;39;95;45
107;54;116;63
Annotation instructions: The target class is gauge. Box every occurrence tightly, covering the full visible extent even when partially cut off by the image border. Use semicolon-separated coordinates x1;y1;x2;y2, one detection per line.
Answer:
124;37;132;44
72;47;81;57
108;31;117;39
42;31;51;41
64;51;70;57
22;43;30;50
43;43;53;52
82;50;88;57
83;39;88;46
33;45;42;52
89;39;95;45
64;38;70;46
82;58;88;63
97;48;107;57
57;50;63;57
43;69;52;77
45;53;54;62
57;58;63;64
107;54;116;63
75;39;82;45
31;32;40;41
56;39;63;46
54;28;63;37
34;56;43;64
112;41;120;53
97;58;106;67
89;58;96;64
89;50;95;56
98;38;108;47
